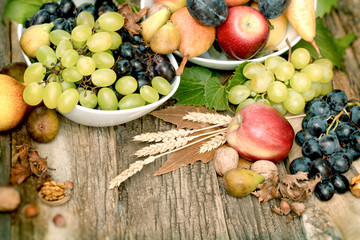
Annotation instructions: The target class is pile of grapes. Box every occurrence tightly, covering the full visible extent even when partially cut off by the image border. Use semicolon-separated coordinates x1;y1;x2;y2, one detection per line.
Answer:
290;89;360;201
22;0;176;113
227;48;334;115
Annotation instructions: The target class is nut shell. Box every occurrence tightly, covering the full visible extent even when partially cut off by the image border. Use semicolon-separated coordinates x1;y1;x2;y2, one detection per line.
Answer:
213;146;239;176
250;160;278;181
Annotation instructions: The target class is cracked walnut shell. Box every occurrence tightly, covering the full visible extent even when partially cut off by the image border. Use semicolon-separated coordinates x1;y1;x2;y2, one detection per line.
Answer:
350;174;360;198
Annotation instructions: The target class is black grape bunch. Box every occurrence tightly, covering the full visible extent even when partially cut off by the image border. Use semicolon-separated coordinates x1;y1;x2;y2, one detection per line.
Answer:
291;89;360;201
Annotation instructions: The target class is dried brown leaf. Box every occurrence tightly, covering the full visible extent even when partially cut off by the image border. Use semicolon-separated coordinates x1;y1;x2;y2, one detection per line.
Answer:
154;141;219;176
150;105;215;129
10;163;31;185
252;180;274;203
289;201;306;216
29;156;49;177
11;144;31;166
118;3;148;36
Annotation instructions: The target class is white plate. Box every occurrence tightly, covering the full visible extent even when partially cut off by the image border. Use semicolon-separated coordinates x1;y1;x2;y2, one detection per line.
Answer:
141;0;317;70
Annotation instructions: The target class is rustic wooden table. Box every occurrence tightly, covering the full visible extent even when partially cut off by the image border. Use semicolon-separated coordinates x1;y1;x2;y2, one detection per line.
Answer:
1;1;360;239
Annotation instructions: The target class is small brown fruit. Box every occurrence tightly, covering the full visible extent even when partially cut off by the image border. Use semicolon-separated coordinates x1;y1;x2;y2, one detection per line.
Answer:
0;186;21;212
213;146;239;176
53;214;66;227
26;106;59;143
22;204;38;217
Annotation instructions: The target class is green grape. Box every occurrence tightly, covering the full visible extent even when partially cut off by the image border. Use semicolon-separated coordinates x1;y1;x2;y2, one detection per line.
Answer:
92;52;115;69
36;46;57;67
86;32;113;53
60;80;76;91
140;85;159;103
289;72;311;93
151;76;172;95
97;88;118;110
98;12;124;32
24;62;46;84
71;24;92;42
23;82;44;106
269;101;287;115
283;89;305;114
91;69;116;87
228;85;250;105
318;65;333;83
79;90;97;109
61;49;79;68
264;56;286;73
115;76;137;95
47;73;60;83
250;70;274;93
244;80;256;97
57;88;80;113
73;40;86;49
275;61;295;82
267;81;288;103
61;66;83;83
301;86;315;101
290;48;311;69
76;11;95;28
236;98;256;113
320;82;333;95
256;98;271;105
243;62;266;79
118;93;146;110
43;82;62;109
312;82;322;98
108;31;122;50
76;56;96;76
301;63;324;82
314;58;333;70
56;39;73;59
49;29;71;46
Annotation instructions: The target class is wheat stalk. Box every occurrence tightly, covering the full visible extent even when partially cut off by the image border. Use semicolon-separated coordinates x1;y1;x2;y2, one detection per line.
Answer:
183;112;232;126
198;133;227;154
109;128;227;189
133;129;191;142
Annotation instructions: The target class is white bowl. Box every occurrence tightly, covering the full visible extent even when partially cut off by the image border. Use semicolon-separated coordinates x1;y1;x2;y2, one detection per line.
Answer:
17;24;180;127
141;0;317;70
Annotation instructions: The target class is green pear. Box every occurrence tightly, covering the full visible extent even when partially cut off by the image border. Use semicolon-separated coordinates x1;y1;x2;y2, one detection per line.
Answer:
223;168;265;197
140;7;171;43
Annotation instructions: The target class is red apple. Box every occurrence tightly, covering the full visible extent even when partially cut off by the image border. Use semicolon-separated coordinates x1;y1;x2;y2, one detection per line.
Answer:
226;104;294;163
216;6;270;60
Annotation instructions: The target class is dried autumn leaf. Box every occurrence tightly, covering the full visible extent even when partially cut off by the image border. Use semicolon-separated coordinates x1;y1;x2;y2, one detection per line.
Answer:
118;3;148;36
29;156;49;177
10;163;31;185
150;105;216;129
11;144;31;166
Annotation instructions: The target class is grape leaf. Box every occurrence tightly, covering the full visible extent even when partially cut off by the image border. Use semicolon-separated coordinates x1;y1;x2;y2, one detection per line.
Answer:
225;62;248;90
2;0;53;25
173;66;213;106
316;0;338;18
205;77;230;111
293;19;355;69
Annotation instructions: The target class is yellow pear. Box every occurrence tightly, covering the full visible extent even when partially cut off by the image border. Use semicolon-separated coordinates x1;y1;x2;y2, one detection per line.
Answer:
0;74;32;132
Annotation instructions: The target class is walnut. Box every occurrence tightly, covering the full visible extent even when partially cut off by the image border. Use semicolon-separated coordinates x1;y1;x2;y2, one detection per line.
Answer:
213;146;239;176
250;160;278;181
39;180;73;206
350;174;360;198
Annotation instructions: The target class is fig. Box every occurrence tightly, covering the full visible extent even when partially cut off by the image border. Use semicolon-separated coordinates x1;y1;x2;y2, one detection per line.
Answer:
20;22;54;58
223;168;264;197
26;106;59;143
150;21;180;54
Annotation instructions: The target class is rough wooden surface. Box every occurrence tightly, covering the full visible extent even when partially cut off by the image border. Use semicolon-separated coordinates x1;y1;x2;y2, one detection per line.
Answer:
0;0;360;239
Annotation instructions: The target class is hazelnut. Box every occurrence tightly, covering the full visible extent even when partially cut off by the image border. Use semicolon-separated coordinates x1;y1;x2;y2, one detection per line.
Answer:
213;146;239;176
22;204;38;217
250;160;278;181
64;181;74;190
53;214;66;227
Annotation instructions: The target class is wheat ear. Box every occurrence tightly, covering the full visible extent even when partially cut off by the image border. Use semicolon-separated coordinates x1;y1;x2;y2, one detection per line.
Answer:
183;112;232;126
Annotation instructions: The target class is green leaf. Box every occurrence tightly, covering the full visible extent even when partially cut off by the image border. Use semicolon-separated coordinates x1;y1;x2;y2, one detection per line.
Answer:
316;0;337;18
226;62;248;90
293;19;355;69
173;66;213;106
204;77;230;111
2;0;47;24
